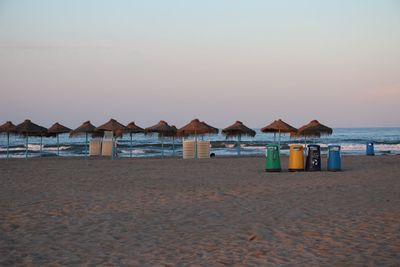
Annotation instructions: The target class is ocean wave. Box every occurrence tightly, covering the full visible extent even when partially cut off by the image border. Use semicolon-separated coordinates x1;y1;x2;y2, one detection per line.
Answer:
0;145;71;152
119;149;148;155
43;146;71;151
340;144;400;152
0;145;41;152
1;127;400;158
0;147;25;152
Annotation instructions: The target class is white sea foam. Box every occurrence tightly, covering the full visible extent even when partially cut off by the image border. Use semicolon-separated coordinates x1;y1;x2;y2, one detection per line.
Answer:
340;144;400;152
0;147;24;152
0;145;41;152
242;146;265;151
0;145;70;152
27;144;70;151
42;146;71;151
119;149;147;155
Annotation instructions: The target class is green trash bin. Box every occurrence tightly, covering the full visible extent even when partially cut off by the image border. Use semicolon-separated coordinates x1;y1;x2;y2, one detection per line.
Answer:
265;144;281;172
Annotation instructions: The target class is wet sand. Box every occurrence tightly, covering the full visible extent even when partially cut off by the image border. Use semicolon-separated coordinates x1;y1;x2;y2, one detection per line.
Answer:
1;155;400;266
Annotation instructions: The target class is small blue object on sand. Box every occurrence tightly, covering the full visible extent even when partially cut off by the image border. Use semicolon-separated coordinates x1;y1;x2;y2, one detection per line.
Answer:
366;142;375;156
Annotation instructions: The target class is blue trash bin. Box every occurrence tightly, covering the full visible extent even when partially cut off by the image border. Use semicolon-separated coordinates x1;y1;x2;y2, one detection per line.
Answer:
327;145;341;171
366;142;375;156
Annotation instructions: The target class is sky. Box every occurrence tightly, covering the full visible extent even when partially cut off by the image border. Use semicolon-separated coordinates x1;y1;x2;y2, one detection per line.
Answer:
0;0;399;128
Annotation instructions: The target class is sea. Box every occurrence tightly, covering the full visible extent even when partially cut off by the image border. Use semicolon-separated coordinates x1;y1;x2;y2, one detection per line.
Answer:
0;128;399;158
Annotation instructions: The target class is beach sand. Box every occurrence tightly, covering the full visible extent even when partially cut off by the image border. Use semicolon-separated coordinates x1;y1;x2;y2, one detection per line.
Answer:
1;155;400;266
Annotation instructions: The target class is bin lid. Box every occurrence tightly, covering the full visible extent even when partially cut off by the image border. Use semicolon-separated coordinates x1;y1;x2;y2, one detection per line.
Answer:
328;145;341;151
266;144;279;148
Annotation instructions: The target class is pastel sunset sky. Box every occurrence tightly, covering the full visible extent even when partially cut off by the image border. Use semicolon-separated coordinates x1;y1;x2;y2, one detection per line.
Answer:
0;0;399;128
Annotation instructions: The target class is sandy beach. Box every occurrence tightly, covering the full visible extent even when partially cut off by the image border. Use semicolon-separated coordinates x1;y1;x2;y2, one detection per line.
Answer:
1;155;399;266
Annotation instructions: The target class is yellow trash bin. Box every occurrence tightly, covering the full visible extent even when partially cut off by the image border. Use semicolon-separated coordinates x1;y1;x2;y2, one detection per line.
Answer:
288;144;304;171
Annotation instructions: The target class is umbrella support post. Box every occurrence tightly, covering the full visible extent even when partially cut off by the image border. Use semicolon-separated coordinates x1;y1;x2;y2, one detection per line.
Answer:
237;134;241;156
85;133;88;160
57;134;60;157
304;136;307;156
25;136;28;159
161;135;164;158
7;133;10;159
130;133;133;158
274;133;276;143
172;137;175;156
195;134;198;160
278;130;281;150
40;136;43;157
111;136;115;160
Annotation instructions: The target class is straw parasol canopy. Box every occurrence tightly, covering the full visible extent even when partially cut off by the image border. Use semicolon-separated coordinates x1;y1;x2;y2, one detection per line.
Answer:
117;121;144;140
16;120;47;159
0;121;17;134
170;125;178;135
177;119;217;137
16;119;47;137
70;121;96;137
0;121;18;159
145;120;175;135
47;122;71;137
94;118;127;137
222;121;256;138
291;120;333;138
126;121;144;134
261;119;297;134
162;125;177;138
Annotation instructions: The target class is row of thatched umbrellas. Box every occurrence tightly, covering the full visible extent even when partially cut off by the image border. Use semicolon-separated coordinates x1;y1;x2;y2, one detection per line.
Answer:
0;118;332;159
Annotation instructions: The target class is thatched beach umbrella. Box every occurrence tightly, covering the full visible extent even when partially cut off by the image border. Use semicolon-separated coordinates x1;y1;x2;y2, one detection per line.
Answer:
145;120;175;158
70;121;96;159
95;119;127;160
95;119;127;137
0;121;17;159
291;120;333;145
178;119;218;159
163;125;178;156
16;119;47;159
293;120;333;137
177;119;217;137
47;122;71;157
222;121;256;156
123;121;144;158
261;119;297;148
